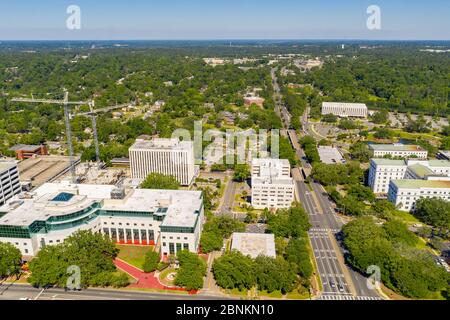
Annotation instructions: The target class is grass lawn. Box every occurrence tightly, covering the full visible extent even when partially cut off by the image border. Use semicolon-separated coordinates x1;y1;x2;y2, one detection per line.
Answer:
159;268;177;286
258;290;283;299
226;288;248;297
388;210;420;224
113;269;138;284
116;245;154;269
286;290;310;300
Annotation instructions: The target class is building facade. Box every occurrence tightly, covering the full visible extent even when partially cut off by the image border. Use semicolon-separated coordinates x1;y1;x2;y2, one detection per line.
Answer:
388;180;450;212
129;138;196;186
251;158;294;210
0;162;21;206
321;102;368;118
0;182;204;258
369;143;428;159
368;159;450;195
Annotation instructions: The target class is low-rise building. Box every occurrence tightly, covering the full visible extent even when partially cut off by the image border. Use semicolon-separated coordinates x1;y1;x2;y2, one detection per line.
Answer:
0;182;204;258
0;162;21;206
231;233;276;258
388;180;450;212
9;144;48;160
251;158;294;210
317;146;346;164
322;102;368;118
244;96;265;108
369;143;428;159
368;159;450;194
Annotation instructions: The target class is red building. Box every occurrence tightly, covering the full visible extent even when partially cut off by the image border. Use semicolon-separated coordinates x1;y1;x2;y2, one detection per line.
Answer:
9;144;48;160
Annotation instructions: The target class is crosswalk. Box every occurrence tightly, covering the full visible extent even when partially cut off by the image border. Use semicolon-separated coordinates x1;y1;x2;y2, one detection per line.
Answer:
309;228;340;233
319;295;383;300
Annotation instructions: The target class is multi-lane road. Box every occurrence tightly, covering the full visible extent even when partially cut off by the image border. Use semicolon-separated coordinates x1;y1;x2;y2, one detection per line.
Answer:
0;283;229;301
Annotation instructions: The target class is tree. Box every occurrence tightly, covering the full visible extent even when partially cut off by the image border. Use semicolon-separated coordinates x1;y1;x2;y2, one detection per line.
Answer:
441;137;450;150
383;220;418;246
254;256;297;294
174;250;206;291
200;216;245;254
233;164;250;182
140;173;180;190
413;198;450;230
142;251;160;273
347;184;375;203
0;242;22;278
373;127;394;140
28;230;121;288
200;231;223;253
284;238;313;278
371;110;389;124
267;204;310;238
349;142;372;162
212;251;256;290
322;113;338;123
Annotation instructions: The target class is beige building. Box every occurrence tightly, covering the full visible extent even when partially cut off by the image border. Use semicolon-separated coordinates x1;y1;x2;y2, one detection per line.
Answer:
251;158;294;210
129;138;196;186
322;102;368;118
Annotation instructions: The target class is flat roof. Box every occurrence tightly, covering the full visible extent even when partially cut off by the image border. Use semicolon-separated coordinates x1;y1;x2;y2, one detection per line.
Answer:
231;232;276;258
371;159;407;166
0;161;17;172
369;144;425;152
9;144;43;152
129;138;193;151
391;179;450;189
322;102;368;109
407;164;435;179
0;182;203;228
428;160;450;168
318;146;345;165
252;158;293;185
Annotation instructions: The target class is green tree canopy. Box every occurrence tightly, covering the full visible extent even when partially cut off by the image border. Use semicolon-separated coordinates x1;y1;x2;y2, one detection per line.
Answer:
140;173;180;190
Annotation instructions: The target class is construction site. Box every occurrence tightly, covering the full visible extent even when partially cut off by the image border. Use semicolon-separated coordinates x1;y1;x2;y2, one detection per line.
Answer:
54;162;130;185
18;155;80;190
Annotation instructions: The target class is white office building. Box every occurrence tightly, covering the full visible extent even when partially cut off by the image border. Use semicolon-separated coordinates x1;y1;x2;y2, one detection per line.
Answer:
0;162;21;206
369;143;428;159
321;102;368;118
0;181;204;258
368;159;450;195
388;180;450;212
251;158;294;210
129;138;196;186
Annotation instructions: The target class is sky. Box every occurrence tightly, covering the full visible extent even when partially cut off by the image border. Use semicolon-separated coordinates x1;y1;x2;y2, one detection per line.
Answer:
0;0;449;40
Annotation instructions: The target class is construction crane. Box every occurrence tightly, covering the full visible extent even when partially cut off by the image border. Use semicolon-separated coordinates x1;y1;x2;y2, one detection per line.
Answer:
11;90;90;183
78;101;135;169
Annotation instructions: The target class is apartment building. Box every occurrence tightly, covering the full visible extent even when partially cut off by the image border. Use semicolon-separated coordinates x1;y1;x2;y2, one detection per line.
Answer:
0;162;21;206
251;158;294;210
129;138;196;186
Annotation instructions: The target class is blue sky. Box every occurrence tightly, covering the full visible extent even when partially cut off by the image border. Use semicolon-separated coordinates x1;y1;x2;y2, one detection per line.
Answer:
0;0;449;40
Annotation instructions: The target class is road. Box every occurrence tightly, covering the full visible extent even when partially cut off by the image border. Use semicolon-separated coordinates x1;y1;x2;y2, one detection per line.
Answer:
288;128;381;299
0;283;230;300
216;172;237;217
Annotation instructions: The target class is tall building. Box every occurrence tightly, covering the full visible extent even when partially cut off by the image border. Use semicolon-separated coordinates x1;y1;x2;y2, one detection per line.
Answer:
0;181;204;258
0;162;21;206
129;138;196;186
369;143;428;159
368;159;450;194
251;158;294;210
321;102;368;118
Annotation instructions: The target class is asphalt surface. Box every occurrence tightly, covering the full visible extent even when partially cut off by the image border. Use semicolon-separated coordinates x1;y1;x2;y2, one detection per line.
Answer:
0;283;230;300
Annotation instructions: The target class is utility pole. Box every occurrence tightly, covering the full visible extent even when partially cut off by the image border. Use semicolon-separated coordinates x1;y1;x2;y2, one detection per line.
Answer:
11;90;89;183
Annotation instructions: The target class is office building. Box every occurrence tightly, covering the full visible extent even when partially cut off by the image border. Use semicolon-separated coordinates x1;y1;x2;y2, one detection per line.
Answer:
0;181;204;258
129;138;196;186
321;102;368;118
368;159;450;194
251;158;294;210
369;143;428;159
388;180;450;212
0;162;21;206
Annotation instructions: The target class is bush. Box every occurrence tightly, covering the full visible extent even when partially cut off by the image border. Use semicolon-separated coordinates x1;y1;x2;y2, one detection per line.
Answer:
157;261;169;271
142;251;160;273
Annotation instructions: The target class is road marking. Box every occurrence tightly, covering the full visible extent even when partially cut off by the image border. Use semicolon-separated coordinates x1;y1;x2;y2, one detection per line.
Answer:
34;288;45;300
